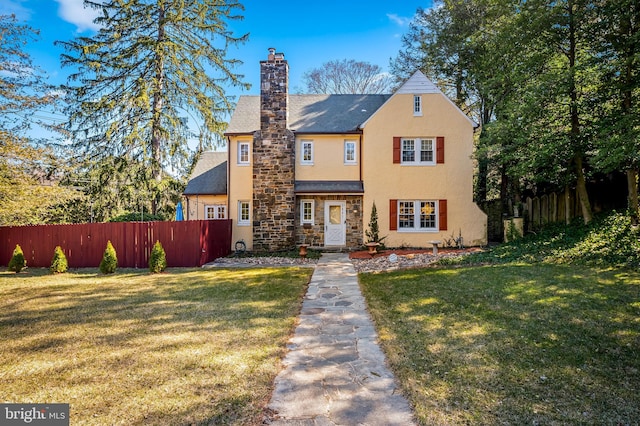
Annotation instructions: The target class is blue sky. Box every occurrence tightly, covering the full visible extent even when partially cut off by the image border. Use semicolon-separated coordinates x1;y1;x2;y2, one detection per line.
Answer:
1;0;432;139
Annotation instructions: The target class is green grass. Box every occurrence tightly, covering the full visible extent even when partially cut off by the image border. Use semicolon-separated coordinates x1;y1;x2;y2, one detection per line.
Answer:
361;263;640;425
0;267;312;425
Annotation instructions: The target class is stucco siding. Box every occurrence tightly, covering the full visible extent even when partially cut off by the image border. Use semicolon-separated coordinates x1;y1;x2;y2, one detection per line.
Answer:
362;93;487;247
228;135;254;250
185;194;228;221
295;135;360;181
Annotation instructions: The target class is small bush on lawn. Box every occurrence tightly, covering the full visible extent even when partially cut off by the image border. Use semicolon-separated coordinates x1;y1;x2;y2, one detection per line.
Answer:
149;240;167;273
99;240;118;274
50;246;68;274
8;244;26;273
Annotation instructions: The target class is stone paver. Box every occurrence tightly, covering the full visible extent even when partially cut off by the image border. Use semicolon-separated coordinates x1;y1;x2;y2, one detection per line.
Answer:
266;253;415;426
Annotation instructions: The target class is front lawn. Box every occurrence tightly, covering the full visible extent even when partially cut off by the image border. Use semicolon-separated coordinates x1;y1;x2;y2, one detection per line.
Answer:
360;264;640;425
0;267;312;425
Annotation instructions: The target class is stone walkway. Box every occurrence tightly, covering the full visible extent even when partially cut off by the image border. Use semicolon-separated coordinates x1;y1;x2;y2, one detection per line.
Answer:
266;253;416;425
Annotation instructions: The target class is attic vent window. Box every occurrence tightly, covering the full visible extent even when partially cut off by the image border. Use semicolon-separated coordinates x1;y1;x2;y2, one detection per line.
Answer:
413;95;422;116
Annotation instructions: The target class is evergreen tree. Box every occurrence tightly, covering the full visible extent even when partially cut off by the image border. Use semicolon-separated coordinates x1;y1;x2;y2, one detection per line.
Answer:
149;240;167;273
99;240;118;274
0;15;81;225
57;0;249;214
365;202;385;246
8;244;26;273
50;246;68;274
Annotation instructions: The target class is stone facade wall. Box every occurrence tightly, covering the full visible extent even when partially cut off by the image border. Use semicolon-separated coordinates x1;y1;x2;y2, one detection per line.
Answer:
252;53;296;251
295;195;363;248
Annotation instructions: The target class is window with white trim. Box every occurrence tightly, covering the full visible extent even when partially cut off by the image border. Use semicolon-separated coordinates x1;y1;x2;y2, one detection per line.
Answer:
300;199;314;224
205;204;226;220
301;140;313;165
401;138;435;165
238;201;250;226
398;200;437;231
344;140;356;164
238;142;250;165
413;95;422;116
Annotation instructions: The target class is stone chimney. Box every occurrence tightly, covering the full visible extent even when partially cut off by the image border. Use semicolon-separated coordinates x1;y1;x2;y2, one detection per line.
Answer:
253;48;296;251
260;48;288;135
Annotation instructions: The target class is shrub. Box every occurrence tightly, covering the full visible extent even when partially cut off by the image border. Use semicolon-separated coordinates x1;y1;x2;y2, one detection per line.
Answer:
99;240;118;274
149;240;167;273
8;244;26;273
50;246;68;274
109;212;164;222
365;201;386;247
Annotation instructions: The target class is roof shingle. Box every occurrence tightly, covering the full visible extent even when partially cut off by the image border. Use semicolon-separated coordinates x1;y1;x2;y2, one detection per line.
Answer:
183;151;227;195
226;94;391;134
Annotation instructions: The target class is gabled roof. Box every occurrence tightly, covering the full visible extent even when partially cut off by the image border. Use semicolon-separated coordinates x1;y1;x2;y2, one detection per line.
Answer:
360;70;479;129
225;94;390;135
183;151;227;195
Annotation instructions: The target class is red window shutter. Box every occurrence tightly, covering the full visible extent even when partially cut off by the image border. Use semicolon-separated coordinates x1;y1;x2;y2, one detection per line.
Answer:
436;136;445;164
439;199;448;231
389;199;398;231
393;137;401;164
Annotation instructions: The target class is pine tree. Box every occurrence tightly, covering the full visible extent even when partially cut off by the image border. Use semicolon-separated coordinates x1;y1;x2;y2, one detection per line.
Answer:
149;240;167;273
0;15;81;225
99;240;118;274
50;246;68;274
57;0;249;214
8;244;26;273
365;202;385;246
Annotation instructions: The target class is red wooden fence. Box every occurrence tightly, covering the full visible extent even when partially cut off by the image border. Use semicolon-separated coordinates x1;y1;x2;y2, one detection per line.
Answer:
0;220;232;268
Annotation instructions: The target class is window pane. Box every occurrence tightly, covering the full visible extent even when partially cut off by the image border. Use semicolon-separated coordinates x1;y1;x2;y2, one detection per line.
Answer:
414;95;421;113
402;140;415;162
239;143;249;163
303;142;312;162
345;142;355;162
420;139;433;162
399;201;414;228
420;201;436;229
240;202;249;221
329;205;341;225
206;207;215;220
302;201;312;222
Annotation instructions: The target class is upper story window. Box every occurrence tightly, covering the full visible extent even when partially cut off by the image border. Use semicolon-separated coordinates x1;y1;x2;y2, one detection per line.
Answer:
238;142;250;165
205;205;226;220
402;138;435;165
413;95;422;116
301;140;313;165
344;140;356;164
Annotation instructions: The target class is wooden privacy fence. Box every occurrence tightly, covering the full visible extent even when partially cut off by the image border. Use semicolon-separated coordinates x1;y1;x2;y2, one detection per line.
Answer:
524;190;581;231
0;220;232;268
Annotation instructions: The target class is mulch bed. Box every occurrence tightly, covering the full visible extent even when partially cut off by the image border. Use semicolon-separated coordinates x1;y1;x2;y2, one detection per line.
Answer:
349;247;483;259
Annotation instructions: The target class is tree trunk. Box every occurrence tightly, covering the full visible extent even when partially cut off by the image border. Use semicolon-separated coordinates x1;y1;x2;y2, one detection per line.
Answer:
574;154;592;224
568;0;592;224
628;168;639;224
564;185;571;224
150;3;166;214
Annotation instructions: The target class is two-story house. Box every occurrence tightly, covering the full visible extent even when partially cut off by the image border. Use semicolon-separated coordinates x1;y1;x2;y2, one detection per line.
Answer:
184;48;487;251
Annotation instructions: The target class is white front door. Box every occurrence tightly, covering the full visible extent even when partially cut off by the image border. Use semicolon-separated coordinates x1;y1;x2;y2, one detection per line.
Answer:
324;201;346;246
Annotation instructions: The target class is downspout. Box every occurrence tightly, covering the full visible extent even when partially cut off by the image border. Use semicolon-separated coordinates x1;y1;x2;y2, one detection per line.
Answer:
358;129;363;183
227;136;231;221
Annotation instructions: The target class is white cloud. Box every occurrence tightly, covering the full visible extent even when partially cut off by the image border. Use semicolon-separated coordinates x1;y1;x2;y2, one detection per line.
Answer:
387;13;412;27
54;0;101;32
